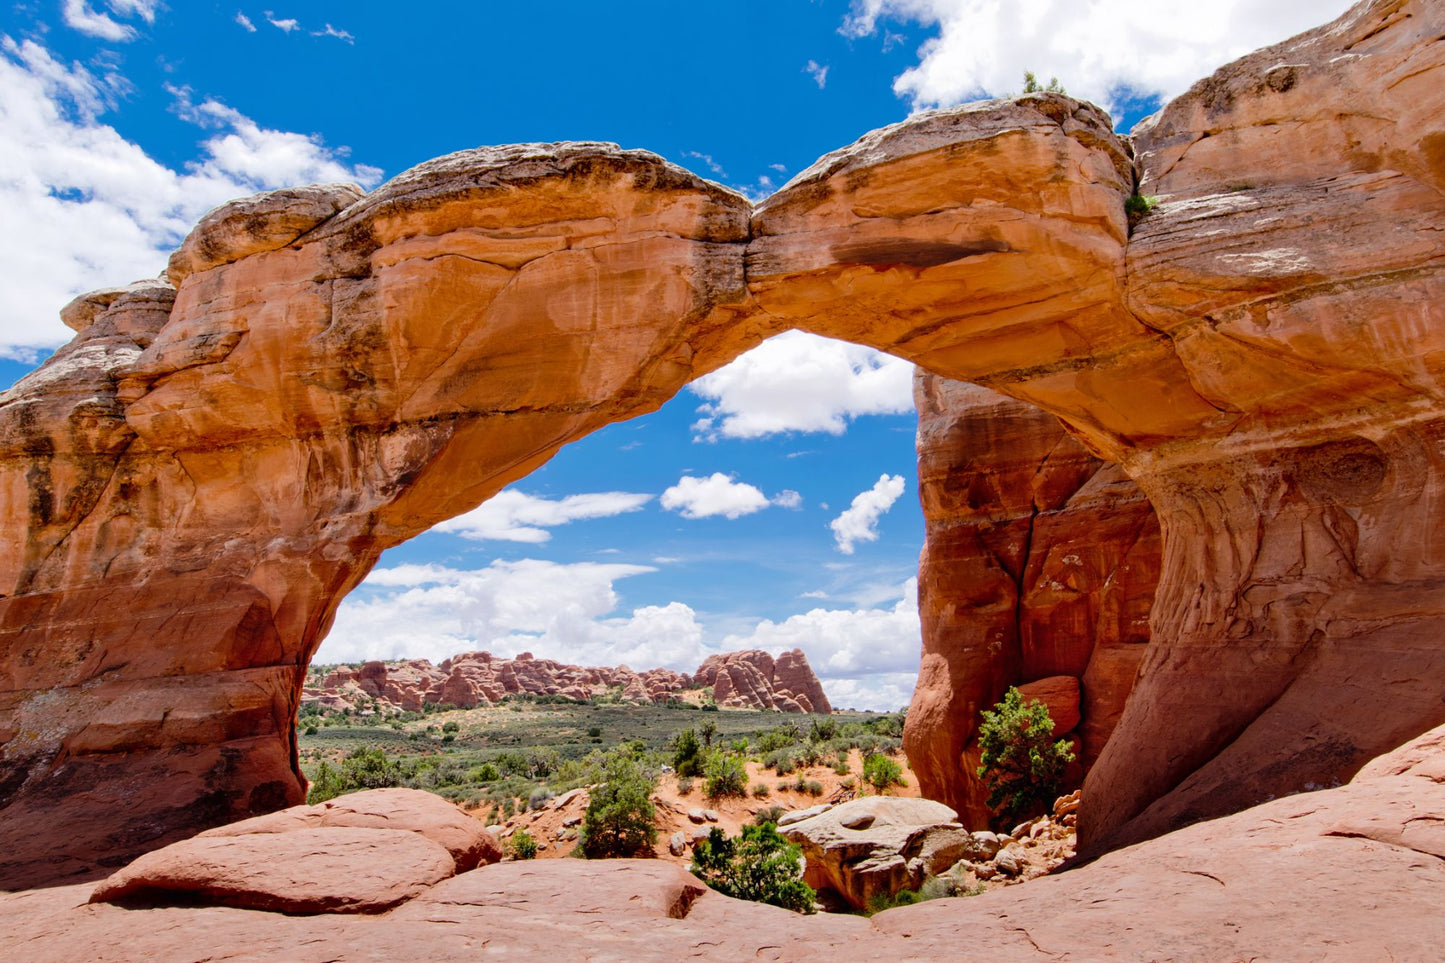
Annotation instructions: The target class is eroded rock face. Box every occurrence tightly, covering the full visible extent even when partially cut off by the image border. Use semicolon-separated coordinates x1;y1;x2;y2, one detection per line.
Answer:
904;374;1160;825
695;649;832;713
2;0;1444;886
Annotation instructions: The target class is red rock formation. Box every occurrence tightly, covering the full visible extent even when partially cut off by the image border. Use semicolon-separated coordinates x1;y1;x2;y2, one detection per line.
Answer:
3;0;1443;886
302;648;827;715
904;375;1160;825
697;649;832;714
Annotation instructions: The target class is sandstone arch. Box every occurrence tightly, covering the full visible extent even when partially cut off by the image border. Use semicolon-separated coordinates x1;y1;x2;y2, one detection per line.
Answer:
1;0;1443;887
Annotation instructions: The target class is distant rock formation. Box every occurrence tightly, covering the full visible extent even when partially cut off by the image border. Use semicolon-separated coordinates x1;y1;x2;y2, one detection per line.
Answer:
302;648;830;715
904;374;1161;826
694;649;832;714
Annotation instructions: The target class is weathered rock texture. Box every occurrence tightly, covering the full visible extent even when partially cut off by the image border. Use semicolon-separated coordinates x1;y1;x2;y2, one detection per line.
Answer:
304;647;830;713
6;725;1445;959
694;648;832;713
905;374;1161;826
2;0;1443;885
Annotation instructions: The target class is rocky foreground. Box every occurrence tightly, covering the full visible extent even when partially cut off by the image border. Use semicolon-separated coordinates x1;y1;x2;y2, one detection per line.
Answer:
5;723;1445;961
307;647;832;714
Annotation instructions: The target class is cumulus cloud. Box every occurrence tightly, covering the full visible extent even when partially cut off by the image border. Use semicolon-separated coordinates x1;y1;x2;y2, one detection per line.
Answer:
831;474;906;554
841;0;1350;114
723;579;921;711
0;38;382;360
690;332;914;440
320;559;709;671
61;0;156;41
433;489;653;543
661;473;770;520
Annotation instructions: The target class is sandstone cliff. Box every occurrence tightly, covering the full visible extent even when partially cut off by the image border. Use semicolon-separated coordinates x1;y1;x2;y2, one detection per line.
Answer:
303;648;829;714
0;0;1441;888
904;373;1161;825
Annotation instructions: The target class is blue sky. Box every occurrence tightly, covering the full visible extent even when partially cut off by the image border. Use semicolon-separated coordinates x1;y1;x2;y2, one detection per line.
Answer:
0;0;1346;708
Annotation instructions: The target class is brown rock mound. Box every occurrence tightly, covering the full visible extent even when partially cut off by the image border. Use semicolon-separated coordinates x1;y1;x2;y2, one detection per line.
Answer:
90;827;455;914
696;649;832;713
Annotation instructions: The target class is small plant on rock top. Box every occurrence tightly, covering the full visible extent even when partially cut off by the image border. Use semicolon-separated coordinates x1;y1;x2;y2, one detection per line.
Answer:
976;686;1075;827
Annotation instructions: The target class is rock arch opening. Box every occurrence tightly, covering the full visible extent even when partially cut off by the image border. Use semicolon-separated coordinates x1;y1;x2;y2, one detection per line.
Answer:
5;0;1445;889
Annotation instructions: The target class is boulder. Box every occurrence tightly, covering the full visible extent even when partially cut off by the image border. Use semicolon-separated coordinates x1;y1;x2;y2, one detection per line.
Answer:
90;827;454;914
779;797;963;909
198;787;502;871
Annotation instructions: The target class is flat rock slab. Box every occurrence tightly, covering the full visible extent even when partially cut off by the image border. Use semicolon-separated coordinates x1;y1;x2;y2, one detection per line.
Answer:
91;826;455;914
198;787;501;870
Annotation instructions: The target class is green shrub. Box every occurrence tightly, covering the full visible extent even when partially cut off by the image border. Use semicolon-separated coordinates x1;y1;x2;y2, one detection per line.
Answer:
307;747;406;803
691;824;815;914
752;783;771;798
672;727;704;778
510;828;538;860
1125;193;1160;229
1021;70;1066;95
863;752;905;793
752;805;786;826
677;776;694;796
704;752;748;799
441;720;460;733
579;751;658;858
976;686;1075;826
765;748;797;775
528;786;554;810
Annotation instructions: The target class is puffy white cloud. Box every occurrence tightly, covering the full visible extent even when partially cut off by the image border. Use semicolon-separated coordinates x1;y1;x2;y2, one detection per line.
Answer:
661;473;770;520
0;38;382;360
320;559;709;671
772;489;803;510
61;0;155;41
690;331;914;440
841;0;1351;114
433;489;653;543
830;474;906;554
264;11;299;32
723;579;920;711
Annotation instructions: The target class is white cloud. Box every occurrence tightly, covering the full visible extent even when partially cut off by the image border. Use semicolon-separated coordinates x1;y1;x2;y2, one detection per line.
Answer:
235;12;257;32
0;38;382;361
433;489;653;543
690;331;914;440
723;578;920;711
661;473;771;520
265;11;299;32
321;559;709;671
681;150;726;177
772;489;803;510
831;474;906;554
313;23;354;43
61;0;155;41
805;59;830;89
841;0;1351;114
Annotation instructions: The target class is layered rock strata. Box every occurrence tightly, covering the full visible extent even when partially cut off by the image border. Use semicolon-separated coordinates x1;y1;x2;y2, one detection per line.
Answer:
304;647;829;714
904;374;1160;825
1;0;1442;884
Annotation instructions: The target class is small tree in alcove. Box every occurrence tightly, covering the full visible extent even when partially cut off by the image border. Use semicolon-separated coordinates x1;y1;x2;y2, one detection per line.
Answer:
976;687;1074;826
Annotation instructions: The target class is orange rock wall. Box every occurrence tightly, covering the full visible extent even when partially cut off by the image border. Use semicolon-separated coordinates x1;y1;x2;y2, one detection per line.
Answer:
904;374;1161;825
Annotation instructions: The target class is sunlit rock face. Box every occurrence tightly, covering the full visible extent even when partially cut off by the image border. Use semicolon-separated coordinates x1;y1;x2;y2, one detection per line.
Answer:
1;0;1443;887
0;147;761;888
904;373;1161;827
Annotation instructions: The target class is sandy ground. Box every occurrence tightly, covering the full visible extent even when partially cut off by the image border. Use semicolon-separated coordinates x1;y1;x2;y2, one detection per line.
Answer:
489;749;919;863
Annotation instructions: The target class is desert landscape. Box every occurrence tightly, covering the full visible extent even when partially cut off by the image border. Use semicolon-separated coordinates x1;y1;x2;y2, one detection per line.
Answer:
2;0;1445;958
